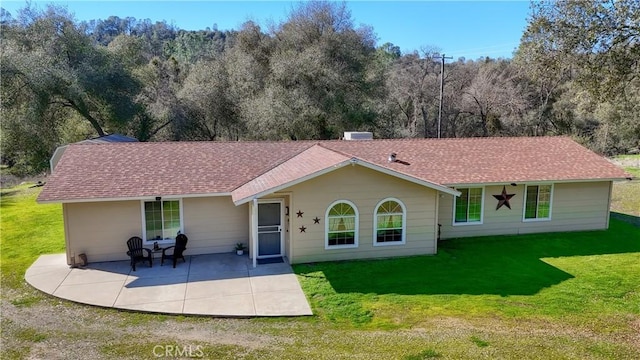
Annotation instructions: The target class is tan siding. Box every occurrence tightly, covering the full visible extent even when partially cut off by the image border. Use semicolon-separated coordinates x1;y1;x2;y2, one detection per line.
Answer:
63;178;611;264
283;165;438;264
183;197;248;255
439;181;612;239
64;197;249;263
65;201;143;262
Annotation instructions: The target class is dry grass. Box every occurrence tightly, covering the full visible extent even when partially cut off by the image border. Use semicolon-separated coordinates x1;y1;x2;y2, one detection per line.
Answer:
610;155;640;224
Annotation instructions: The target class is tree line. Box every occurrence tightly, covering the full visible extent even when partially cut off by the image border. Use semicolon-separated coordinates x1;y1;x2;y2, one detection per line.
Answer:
1;1;638;175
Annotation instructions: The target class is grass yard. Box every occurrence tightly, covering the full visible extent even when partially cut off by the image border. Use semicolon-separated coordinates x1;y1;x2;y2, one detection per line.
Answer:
295;219;640;331
0;184;65;291
1;180;639;359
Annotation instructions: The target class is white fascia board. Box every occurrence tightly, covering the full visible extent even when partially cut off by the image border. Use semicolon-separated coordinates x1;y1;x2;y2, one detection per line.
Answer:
444;178;630;188
353;159;461;197
37;192;232;204
232;161;352;205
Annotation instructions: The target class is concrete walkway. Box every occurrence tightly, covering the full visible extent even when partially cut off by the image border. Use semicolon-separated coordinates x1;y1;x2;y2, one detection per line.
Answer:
25;253;312;317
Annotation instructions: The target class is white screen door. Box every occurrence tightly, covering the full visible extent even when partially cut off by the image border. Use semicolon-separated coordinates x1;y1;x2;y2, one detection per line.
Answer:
257;200;283;258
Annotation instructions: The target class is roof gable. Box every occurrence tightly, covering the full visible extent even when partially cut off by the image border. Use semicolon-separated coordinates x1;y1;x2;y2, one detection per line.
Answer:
231;145;351;205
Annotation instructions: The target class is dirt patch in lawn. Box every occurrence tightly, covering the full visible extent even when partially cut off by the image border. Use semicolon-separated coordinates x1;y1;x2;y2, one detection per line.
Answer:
609;157;640;221
1;295;285;359
609;156;640;169
3;293;639;359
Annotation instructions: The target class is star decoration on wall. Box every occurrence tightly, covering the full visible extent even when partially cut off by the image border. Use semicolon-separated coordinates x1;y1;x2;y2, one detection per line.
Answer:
313;217;320;224
493;185;515;210
299;226;307;233
296;210;304;218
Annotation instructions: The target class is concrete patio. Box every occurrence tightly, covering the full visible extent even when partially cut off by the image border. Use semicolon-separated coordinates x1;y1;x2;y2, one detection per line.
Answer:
25;253;313;316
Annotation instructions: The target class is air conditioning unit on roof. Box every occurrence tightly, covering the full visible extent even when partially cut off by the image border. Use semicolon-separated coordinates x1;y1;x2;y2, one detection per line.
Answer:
343;132;373;140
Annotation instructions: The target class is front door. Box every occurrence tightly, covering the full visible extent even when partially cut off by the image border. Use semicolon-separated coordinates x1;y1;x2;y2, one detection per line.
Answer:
257;200;283;259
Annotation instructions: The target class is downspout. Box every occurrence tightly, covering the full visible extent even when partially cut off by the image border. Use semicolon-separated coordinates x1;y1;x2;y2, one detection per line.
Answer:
63;203;73;266
252;198;258;268
606;181;613;229
434;192;440;254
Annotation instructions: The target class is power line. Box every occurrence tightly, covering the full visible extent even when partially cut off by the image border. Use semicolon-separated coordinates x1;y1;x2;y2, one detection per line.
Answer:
432;53;453;139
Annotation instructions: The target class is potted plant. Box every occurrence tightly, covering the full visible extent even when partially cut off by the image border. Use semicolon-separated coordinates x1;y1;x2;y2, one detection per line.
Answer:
235;243;247;255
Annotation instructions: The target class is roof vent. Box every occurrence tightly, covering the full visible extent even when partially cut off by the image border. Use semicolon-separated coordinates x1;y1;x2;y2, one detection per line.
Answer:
388;153;397;163
343;131;373;141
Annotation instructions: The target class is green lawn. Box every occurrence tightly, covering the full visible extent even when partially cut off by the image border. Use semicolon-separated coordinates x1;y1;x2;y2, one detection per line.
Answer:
0;184;65;292
1;184;639;359
294;220;640;331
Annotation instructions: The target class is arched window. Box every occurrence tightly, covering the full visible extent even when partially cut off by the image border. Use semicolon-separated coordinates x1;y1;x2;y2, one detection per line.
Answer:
325;200;359;249
374;198;406;245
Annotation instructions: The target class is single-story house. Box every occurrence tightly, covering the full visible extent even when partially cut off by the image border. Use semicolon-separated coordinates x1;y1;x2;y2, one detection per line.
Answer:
37;135;632;267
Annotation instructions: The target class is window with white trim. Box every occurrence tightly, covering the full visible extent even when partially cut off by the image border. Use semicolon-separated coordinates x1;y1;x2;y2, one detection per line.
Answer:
374;198;406;245
326;200;358;248
454;187;483;224
523;184;552;221
143;199;182;241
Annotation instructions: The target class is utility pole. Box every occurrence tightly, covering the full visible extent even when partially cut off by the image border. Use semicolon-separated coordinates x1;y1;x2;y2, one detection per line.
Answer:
433;53;453;138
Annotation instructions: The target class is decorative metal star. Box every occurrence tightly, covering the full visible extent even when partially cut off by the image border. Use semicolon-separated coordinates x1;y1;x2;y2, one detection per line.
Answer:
299;226;307;233
493;185;515;210
313;217;320;224
296;210;304;218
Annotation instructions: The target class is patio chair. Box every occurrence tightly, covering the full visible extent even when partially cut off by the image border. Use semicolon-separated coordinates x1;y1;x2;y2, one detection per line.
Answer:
126;236;153;271
161;234;188;268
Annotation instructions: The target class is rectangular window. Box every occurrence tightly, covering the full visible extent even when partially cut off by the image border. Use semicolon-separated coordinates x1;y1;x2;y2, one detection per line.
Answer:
328;216;356;246
376;214;403;243
144;200;181;241
524;185;552;220
454;187;483;224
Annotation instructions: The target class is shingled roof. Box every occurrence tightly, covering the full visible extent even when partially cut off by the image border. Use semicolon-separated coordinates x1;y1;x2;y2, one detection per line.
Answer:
230;144;460;205
37;136;631;203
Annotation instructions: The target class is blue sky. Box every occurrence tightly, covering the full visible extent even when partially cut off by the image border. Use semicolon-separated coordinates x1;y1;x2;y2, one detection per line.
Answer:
2;1;531;59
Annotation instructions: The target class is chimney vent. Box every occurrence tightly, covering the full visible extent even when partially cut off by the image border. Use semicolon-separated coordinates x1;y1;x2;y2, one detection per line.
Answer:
388;153;397;163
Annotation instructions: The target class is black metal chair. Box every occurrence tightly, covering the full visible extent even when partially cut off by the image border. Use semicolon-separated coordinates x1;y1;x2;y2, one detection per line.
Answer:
161;234;188;268
126;236;152;271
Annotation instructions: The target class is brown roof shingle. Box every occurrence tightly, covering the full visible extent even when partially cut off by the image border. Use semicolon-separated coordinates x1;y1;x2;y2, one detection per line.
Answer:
231;144;351;204
37;136;631;203
324;136;630;185
38;141;312;202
